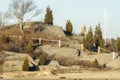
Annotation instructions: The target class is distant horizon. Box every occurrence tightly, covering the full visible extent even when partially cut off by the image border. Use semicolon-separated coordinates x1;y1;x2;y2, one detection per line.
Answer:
0;0;120;38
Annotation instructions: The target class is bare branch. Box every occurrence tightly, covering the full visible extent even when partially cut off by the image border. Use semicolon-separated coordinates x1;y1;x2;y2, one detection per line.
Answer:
8;0;41;33
0;11;10;27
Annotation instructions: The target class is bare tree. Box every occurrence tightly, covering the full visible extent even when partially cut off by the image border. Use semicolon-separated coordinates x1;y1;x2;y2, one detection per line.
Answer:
0;11;2;27
8;0;40;33
0;11;10;27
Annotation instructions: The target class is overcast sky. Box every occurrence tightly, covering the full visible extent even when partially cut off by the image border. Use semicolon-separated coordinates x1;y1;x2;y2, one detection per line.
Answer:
0;0;120;38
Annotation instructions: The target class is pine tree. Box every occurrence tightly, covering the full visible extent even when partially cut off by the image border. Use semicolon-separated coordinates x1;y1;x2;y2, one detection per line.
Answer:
66;20;73;35
44;6;53;25
82;36;87;50
80;25;87;36
38;53;46;65
86;27;94;49
94;23;104;48
116;37;120;51
82;26;93;49
22;57;29;71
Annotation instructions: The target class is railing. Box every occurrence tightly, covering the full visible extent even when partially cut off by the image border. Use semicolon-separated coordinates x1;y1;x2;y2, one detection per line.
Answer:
8;36;63;48
6;35;84;51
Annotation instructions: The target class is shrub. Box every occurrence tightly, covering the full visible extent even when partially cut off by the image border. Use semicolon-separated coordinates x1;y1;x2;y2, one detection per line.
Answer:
0;34;10;51
3;39;25;53
91;59;99;68
55;57;99;68
0;52;4;65
21;35;28;45
22;57;29;71
25;42;34;54
38;53;46;65
1;34;8;44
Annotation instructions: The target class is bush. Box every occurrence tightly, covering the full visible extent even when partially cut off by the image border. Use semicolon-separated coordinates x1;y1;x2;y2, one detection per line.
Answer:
91;59;99;68
0;34;10;51
1;34;8;44
22;57;29;71
21;35;28;45
55;57;99;68
38;53;46;65
25;42;34;54
0;52;4;65
2;39;25;53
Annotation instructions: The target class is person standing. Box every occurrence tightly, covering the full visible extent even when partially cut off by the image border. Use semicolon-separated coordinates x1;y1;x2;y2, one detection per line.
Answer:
77;49;81;57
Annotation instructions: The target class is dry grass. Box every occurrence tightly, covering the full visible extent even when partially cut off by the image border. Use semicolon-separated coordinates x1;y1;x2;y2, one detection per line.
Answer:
53;57;98;68
0;22;68;53
0;23;67;41
0;52;4;73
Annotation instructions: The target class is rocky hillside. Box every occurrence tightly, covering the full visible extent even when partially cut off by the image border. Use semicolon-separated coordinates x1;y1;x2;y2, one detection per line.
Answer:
0;22;67;40
0;52;4;73
3;51;37;71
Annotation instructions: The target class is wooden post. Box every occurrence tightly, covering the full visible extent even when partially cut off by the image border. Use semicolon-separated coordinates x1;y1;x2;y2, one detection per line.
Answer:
98;46;100;54
39;38;41;45
59;40;61;48
112;52;115;60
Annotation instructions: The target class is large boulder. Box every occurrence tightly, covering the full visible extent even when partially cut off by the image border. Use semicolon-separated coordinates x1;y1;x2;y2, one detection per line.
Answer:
3;51;37;71
43;26;66;39
106;57;120;69
48;60;60;67
95;53;113;66
41;45;78;58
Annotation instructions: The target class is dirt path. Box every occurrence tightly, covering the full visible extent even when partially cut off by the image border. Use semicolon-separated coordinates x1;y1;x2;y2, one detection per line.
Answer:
1;70;120;80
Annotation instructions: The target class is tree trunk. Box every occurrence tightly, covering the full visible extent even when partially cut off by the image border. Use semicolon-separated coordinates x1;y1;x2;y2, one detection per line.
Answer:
19;21;24;33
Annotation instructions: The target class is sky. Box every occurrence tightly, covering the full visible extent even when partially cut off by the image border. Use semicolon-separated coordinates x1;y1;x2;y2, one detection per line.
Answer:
0;0;120;38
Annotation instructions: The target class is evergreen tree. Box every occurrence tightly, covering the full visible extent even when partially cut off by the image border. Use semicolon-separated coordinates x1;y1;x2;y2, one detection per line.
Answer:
82;36;87;50
25;42;34;54
116;37;120;51
38;53;46;65
44;6;53;25
82;26;93;49
80;25;87;36
66;20;73;35
94;23;104;48
22;57;29;71
86;27;94;49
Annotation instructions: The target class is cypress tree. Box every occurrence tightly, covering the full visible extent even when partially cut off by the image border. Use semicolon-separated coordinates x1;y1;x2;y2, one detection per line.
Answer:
86;26;94;49
38;53;46;65
116;37;120;51
44;6;53;25
80;25;87;36
94;23;104;48
66;20;73;35
82;26;94;49
22;57;29;71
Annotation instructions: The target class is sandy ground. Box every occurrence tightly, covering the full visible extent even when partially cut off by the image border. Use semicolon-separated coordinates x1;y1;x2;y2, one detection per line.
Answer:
1;46;120;80
1;69;120;80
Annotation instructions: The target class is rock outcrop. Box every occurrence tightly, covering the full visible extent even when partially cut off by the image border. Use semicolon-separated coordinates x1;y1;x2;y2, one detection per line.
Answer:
106;57;120;69
3;51;37;71
43;26;66;39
